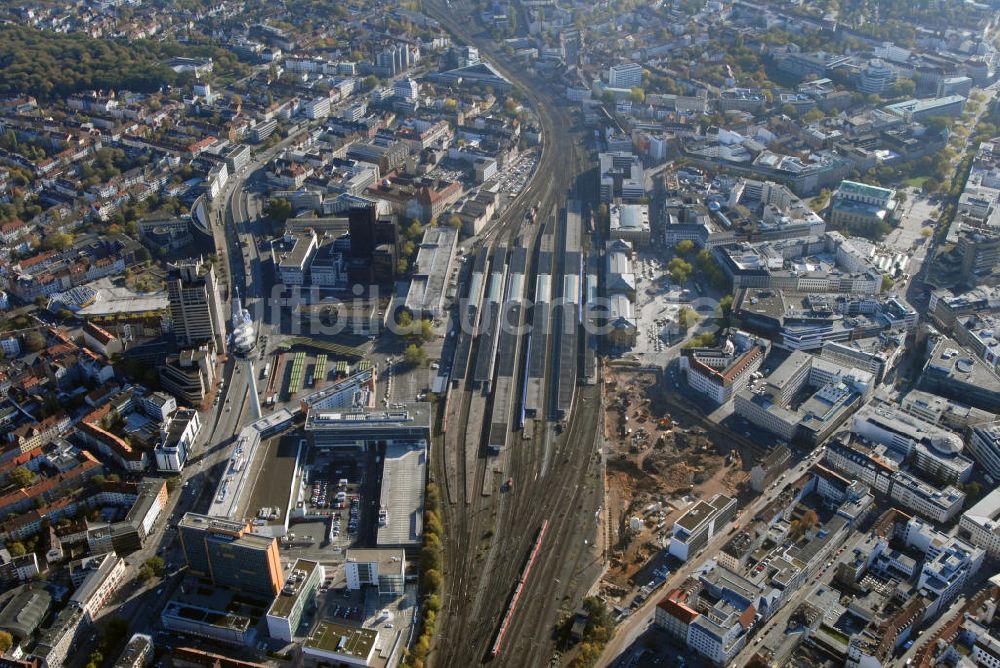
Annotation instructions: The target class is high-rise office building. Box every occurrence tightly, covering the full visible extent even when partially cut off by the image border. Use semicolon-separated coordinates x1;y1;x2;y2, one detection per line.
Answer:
347;200;398;285
178;513;283;597
348;202;378;258
166;259;227;355
958;227;1000;287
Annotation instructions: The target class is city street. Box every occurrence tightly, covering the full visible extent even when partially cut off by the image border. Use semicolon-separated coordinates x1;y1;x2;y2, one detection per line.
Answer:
600;451;825;666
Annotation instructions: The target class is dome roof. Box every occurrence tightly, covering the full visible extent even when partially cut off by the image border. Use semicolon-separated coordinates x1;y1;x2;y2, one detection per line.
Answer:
927;433;963;456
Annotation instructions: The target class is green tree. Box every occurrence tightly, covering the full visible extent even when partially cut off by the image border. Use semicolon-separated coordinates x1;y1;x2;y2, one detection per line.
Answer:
677;306;698;332
0;630;12;654
418;319;434;343
924;116;954;134
403;344;427;367
668;257;693;284
674;239;695;256
266;198;293;224
963;481;982;498
718;294;734;321
448;214;463;230
9;466;33;488
920;226;933;238
144;556;165;577
422;568;443;592
42;232;73;251
891;78;916;98
629;87;645;104
802;108;825;123
6;542;25;557
424;510;444;536
405;219;424;240
810;188;831;212
24;331;46;352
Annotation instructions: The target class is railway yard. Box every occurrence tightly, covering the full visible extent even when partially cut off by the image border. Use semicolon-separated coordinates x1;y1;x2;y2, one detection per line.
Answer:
418;1;610;664
5;0;994;666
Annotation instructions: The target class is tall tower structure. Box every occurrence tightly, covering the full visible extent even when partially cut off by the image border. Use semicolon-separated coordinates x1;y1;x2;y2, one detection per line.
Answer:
230;288;262;420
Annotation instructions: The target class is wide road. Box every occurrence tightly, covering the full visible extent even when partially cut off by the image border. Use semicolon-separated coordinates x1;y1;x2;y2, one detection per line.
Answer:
80;126;313;661
600;451;825;666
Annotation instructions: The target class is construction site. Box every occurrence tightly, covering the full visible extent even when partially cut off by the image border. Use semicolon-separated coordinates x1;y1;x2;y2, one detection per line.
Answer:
599;367;753;594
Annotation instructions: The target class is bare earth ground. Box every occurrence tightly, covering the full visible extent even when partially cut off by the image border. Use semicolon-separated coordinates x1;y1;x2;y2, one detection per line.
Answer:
599;367;750;592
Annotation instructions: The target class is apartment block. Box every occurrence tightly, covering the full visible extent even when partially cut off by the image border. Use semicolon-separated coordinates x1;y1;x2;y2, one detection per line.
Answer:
68;552;126;622
679;332;769;405
608;63;643;89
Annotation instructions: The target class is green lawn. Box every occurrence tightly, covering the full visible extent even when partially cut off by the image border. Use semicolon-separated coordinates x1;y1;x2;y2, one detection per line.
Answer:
904;176;929;188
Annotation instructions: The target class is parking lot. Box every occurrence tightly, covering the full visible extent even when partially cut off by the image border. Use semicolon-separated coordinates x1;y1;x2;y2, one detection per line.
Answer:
383;355;437;404
494;151;538;196
303;579;419;662
427;164;469;186
240;433;301;529
282;447;381;557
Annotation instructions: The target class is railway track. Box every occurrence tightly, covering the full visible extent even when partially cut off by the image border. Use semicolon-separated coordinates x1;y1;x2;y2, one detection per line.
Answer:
421;0;603;665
